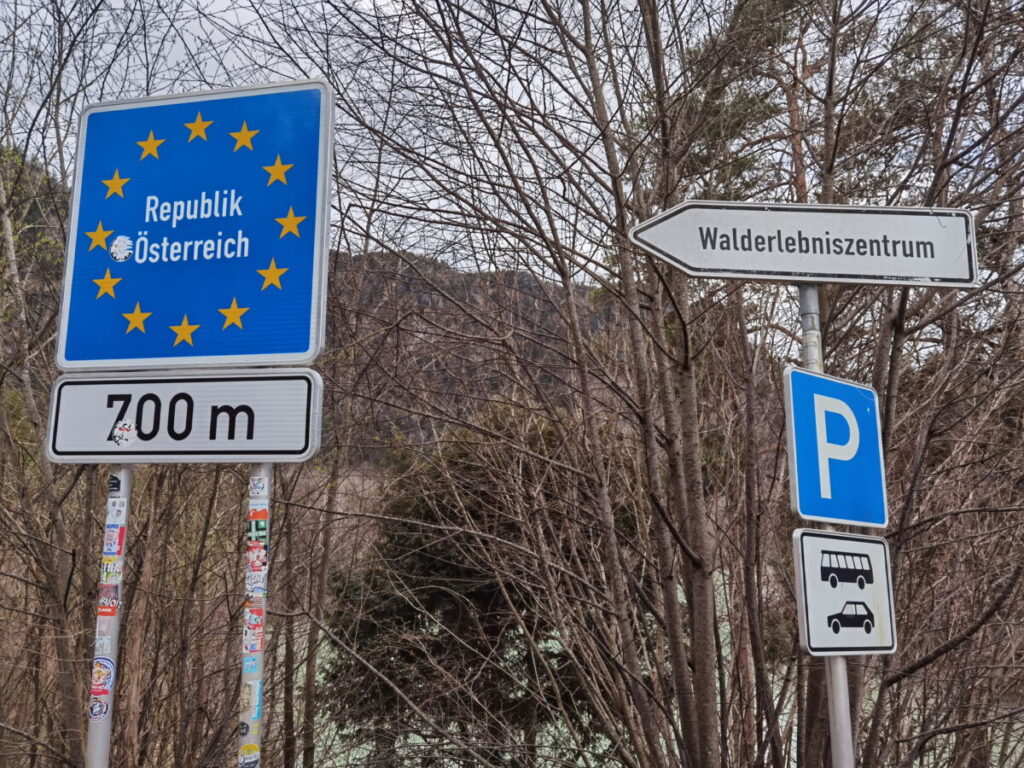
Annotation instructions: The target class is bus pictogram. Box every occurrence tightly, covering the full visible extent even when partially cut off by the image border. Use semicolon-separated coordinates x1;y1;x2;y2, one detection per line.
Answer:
820;550;873;589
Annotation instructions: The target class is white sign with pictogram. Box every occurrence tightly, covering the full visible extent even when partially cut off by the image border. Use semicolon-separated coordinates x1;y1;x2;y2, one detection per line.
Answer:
793;529;897;656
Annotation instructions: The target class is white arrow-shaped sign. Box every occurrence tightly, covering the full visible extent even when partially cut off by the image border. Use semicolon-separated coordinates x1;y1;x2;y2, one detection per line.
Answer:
629;201;976;287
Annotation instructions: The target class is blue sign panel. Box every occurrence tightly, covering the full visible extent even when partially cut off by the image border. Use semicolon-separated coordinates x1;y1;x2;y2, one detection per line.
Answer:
57;81;331;370
784;367;887;527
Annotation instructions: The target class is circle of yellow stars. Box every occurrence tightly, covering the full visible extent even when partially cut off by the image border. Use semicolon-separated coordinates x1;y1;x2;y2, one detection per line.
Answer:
83;110;308;348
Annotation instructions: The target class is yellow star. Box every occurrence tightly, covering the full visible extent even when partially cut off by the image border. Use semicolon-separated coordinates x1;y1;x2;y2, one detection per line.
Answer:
101;169;130;198
137;130;165;160
275;207;306;238
85;221;114;251
263;155;293;186
229;121;259;151
257;258;288;290
93;268;122;298
170;314;200;347
218;297;250;329
122;302;152;334
184;111;213;142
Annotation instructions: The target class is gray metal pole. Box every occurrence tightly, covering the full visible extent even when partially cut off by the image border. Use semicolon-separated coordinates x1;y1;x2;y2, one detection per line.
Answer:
825;654;856;767
798;284;855;768
239;463;272;768
798;285;824;373
85;465;133;768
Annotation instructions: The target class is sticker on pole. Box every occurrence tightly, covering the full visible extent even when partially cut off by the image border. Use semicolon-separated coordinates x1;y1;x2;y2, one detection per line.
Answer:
793;529;897;656
56;80;332;370
784;366;887;527
46;368;322;463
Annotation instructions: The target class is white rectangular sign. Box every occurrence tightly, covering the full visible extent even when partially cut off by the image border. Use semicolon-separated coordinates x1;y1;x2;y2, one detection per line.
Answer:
47;369;322;463
629;201;976;286
793;529;897;656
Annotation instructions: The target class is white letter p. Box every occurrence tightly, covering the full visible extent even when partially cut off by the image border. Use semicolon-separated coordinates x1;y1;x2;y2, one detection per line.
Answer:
813;394;859;499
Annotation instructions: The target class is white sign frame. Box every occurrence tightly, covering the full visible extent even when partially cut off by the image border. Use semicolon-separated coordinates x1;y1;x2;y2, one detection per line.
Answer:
793;529;897;656
629;200;977;287
46;368;322;463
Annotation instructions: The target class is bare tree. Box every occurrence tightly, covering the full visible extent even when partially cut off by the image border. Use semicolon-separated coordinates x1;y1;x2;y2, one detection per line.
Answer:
2;1;1024;767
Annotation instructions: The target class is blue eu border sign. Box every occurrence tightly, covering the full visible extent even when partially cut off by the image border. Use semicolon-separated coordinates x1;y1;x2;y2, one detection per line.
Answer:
784;367;888;528
56;80;333;370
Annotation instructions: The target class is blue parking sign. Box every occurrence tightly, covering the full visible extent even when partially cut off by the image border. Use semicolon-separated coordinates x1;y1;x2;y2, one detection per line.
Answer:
784;367;888;527
57;81;332;370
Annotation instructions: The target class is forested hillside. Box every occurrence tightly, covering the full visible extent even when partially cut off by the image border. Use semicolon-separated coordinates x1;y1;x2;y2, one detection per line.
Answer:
1;1;1023;767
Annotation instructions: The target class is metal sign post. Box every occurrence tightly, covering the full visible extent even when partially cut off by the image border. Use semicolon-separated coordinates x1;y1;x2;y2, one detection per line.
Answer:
798;285;854;768
54;80;334;768
85;466;132;768
239;463;272;767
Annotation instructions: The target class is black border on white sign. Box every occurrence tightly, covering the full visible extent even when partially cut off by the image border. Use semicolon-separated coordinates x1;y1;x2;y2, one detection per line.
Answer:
629;200;977;287
793;529;897;656
47;368;322;462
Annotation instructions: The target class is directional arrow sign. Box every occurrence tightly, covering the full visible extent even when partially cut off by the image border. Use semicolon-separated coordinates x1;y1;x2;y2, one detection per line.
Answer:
46;369;322;463
629;201;976;286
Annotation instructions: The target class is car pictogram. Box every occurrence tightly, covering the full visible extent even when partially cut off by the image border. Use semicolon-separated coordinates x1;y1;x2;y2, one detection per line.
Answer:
827;601;874;634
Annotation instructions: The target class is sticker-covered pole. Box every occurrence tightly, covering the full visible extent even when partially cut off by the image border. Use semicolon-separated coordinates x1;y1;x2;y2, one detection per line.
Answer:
239;463;271;767
85;465;132;768
799;285;855;768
